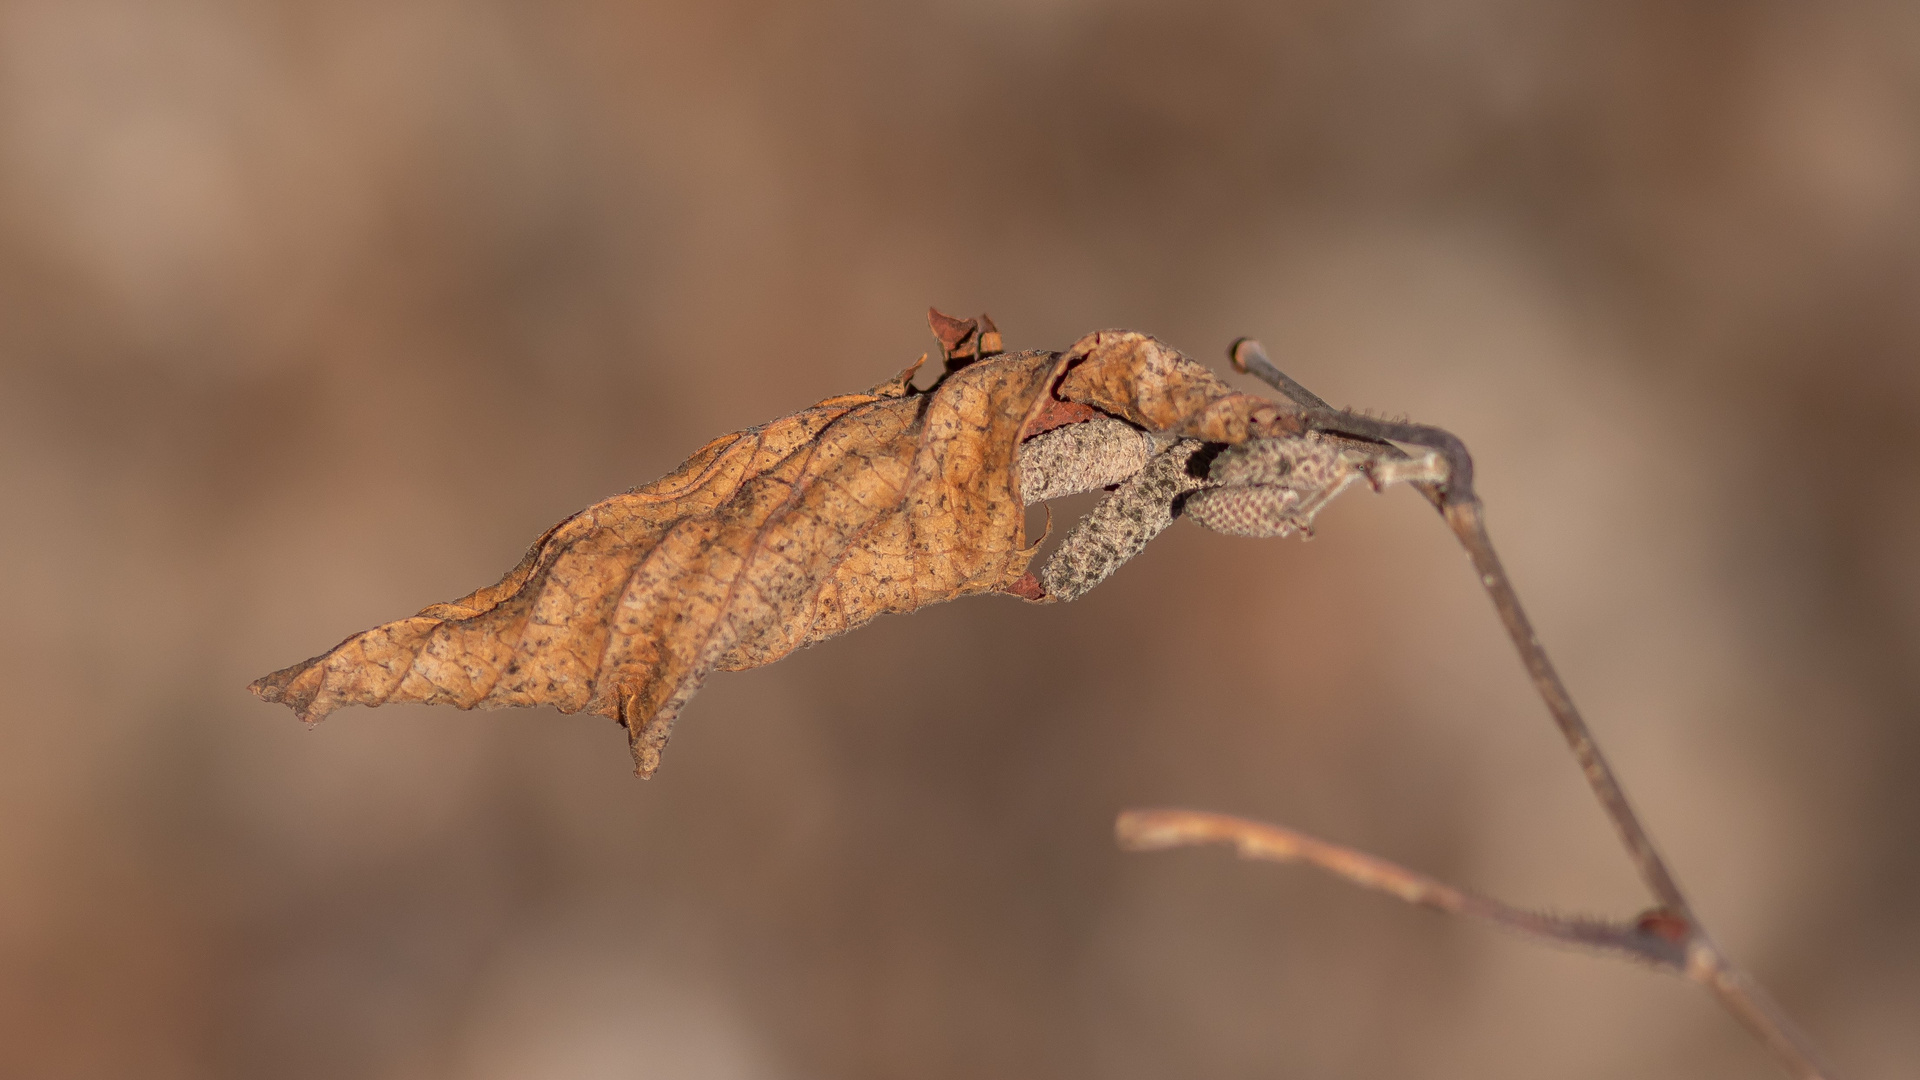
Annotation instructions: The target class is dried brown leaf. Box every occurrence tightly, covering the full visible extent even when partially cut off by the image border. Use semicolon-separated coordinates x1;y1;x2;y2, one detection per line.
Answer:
251;325;1309;776
253;349;1062;776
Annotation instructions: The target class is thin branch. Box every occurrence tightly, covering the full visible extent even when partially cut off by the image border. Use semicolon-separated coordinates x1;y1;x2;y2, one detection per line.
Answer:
1230;338;1332;411
1138;341;1840;1080
1438;501;1683;910
1116;808;1684;968
1117;809;1831;1079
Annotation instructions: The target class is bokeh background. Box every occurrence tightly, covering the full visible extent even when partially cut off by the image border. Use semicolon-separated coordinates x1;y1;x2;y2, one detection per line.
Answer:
3;2;1917;1077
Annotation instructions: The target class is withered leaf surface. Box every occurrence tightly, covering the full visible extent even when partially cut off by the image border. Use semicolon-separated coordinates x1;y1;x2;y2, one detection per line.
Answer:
253;325;1330;777
253;349;1062;776
1056;330;1300;444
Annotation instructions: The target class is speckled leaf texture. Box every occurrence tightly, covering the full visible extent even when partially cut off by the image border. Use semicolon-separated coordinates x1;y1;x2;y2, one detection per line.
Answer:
252;329;1298;776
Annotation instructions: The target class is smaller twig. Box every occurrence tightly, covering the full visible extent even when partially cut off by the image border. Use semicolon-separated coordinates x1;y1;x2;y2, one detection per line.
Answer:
1440;501;1683;911
1230;338;1332;411
1117;809;1833;1079
1117;808;1685;968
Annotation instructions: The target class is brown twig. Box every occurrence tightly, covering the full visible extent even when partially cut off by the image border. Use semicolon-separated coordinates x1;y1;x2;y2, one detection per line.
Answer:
1436;499;1833;1079
1115;809;1684;968
1119;342;1838;1079
1117;809;1830;1078
1439;501;1681;909
1229;337;1333;411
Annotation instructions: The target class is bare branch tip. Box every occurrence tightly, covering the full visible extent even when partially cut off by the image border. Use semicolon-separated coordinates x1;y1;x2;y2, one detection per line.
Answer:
1113;808;1192;851
1227;336;1260;374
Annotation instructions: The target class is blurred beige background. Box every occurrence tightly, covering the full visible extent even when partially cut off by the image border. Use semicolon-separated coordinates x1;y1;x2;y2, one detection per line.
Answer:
2;1;1917;1077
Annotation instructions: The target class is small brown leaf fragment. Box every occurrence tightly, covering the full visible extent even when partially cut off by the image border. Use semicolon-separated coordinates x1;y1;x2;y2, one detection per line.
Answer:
928;307;978;366
1002;572;1046;601
252;349;1065;777
1019;396;1106;441
977;313;1003;357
